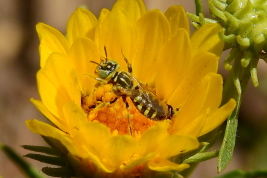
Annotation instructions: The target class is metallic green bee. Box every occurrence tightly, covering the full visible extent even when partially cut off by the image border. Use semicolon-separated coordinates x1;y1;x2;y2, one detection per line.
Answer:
91;49;173;120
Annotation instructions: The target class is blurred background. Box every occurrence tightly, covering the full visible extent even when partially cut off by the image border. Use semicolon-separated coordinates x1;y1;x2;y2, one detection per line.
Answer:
0;0;267;177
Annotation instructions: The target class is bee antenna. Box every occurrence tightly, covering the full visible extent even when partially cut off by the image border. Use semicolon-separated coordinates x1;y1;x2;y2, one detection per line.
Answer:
104;46;108;62
90;61;100;65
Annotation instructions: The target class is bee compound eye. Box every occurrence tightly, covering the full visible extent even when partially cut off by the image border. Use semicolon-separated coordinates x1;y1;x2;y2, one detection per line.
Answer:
98;69;109;79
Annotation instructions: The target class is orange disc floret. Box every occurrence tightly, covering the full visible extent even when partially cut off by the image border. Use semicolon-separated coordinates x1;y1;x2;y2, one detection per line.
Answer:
88;97;131;135
83;83;158;136
86;95;158;136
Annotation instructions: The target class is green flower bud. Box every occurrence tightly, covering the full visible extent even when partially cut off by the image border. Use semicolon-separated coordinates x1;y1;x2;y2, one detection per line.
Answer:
209;0;267;89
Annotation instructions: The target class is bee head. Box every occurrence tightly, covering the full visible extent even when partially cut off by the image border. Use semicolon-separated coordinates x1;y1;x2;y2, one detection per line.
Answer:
96;60;120;79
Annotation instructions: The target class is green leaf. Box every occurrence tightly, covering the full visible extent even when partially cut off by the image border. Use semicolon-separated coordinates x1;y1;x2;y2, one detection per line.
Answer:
183;151;219;164
199;131;222;152
22;145;60;156
217;96;240;173
213;169;267;178
42;136;68;156
42;167;74;177
218;60;251;172
25;153;66;166
0;143;43;178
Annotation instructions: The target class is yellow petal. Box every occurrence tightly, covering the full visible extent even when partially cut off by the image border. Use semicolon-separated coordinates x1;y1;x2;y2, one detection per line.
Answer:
79;122;114;173
133;9;171;83
98;8;110;21
62;102;112;150
25;119;78;156
68;37;99;95
67;8;97;44
94;8;110;42
36;23;69;68
200;99;236;136
94;8;109;55
123;153;155;170
83;150;114;173
79;122;111;155
191;23;224;57
148;158;189;172
95;0;145;71
171;73;217;131
173;73;223;135
112;0;146;22
168;52;218;109
62;102;87;132
30;98;68;131
156;29;191;102
42;53;81;104
37;69;65;119
156;135;199;158
199;73;222;115
103;135;138;169
138;122;169;156
174;113;206;137
164;5;190;36
37;53;81;118
62;103;113;172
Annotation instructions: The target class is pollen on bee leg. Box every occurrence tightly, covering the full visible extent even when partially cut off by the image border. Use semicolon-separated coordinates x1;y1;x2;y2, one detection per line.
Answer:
81;95;96;114
81;84;119;115
103;91;117;103
96;84;118;103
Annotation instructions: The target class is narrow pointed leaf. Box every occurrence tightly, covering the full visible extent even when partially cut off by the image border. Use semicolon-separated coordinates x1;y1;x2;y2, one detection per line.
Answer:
22;145;60;156
42;167;74;177
217;96;240;173
199;131;222;152
214;169;267;178
25;153;66;166
42;136;68;156
183;151;219;164
218;62;251;172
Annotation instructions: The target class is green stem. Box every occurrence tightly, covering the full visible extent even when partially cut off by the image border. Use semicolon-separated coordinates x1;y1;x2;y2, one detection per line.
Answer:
194;0;204;15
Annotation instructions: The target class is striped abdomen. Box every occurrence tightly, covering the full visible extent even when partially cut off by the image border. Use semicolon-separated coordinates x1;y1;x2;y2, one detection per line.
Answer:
130;89;173;121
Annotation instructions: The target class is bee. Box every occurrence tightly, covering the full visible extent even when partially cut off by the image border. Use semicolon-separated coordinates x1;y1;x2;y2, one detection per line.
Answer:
91;48;174;120
116;86;174;120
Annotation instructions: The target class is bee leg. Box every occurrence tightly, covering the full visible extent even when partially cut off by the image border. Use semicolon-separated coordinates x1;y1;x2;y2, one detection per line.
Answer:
167;104;174;119
113;86;132;96
121;49;133;73
83;74;108;84
126;60;132;74
121;95;128;106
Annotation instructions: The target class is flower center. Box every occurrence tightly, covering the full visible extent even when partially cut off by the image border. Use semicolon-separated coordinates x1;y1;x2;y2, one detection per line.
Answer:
81;84;159;136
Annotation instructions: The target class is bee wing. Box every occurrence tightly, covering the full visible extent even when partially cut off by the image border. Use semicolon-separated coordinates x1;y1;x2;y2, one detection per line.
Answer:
128;75;157;107
129;75;154;93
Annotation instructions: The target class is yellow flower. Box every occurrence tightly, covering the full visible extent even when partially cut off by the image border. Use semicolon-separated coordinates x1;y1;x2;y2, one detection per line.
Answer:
26;0;236;177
